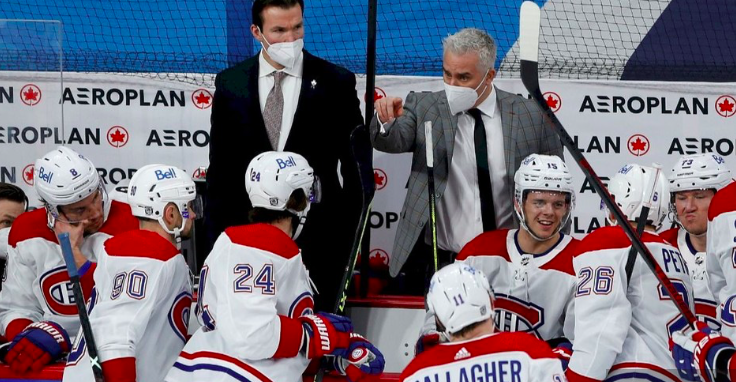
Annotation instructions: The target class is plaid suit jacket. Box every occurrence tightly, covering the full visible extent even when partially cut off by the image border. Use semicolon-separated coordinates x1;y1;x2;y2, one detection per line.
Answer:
370;87;563;277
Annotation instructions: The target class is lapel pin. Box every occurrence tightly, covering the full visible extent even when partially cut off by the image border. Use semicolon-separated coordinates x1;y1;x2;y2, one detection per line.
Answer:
311;79;317;89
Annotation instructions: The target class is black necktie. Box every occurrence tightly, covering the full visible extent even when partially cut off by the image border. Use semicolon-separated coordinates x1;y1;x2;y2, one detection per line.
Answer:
468;108;496;232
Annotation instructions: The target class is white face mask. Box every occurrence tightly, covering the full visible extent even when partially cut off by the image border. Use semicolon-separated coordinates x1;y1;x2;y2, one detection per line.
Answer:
0;227;9;260
444;69;490;115
258;27;304;69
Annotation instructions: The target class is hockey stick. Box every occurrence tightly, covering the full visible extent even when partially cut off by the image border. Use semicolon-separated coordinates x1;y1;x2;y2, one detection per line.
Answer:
424;121;439;273
315;125;376;382
333;124;376;314
625;164;662;282
58;233;105;382
519;1;696;326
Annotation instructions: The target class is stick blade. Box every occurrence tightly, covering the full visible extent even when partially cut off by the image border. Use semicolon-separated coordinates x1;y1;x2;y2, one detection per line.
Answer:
519;1;541;63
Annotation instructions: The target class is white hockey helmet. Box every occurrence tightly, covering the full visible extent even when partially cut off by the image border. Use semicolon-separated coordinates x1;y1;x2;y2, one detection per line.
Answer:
606;163;669;230
34;146;109;229
669;154;732;193
426;262;494;337
128;164;199;244
245;151;320;240
514;154;576;240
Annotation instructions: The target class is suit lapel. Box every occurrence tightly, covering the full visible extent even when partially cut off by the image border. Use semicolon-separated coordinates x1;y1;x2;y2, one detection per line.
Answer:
438;93;458;177
496;87;517;202
284;51;313;150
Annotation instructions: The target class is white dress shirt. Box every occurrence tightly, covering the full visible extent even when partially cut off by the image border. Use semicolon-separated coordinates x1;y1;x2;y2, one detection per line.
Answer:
258;51;303;151
435;86;512;253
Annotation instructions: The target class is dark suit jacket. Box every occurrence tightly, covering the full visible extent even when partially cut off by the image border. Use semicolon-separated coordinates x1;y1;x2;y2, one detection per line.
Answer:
205;51;363;308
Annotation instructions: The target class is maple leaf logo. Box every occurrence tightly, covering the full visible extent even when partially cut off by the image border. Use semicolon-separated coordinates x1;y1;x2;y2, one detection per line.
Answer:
195;92;210;106
374;169;388;190
20;84;41;106
716;96;736;117
106;126;129;148
22;164;34;185
543;92;561;112
720;99;734;113
23;88;38;101
192;89;213;109
627;134;650;156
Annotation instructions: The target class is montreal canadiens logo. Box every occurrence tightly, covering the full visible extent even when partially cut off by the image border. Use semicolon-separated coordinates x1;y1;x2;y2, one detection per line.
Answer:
168;291;193;342
40;266;78;316
22;164;34;185
716;95;736;118
289;292;315;319
493;294;544;338
543;91;561;113
192;89;213;109
20;84;42;106
107;126;129;148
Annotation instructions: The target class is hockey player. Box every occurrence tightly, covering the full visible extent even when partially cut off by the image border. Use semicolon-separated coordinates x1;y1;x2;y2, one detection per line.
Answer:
418;154;577;356
705;167;736;341
63;164;200;382
0;146;137;374
401;262;565;382
660;154;731;329
166;151;384;382
566;163;694;382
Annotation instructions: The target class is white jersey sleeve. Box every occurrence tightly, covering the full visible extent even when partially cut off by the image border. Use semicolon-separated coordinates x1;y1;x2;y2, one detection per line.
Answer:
707;182;736;340
0;242;44;331
567;227;631;381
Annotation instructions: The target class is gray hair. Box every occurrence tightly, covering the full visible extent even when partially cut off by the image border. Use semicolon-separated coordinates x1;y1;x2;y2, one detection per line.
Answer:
442;28;497;72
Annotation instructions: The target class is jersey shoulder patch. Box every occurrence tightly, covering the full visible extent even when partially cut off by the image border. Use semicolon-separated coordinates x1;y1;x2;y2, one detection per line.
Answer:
709;182;736;221
8;208;56;247
225;223;300;259
659;228;679;248
104;230;180;261
540;237;578;275
98;201;139;235
456;229;511;261
574;226;631;258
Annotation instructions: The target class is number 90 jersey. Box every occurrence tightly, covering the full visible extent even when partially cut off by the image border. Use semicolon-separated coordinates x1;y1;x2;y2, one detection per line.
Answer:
567;227;694;382
166;223;315;382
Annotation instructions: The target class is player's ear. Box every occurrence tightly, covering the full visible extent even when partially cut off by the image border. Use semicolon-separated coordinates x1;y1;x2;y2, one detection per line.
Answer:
163;203;179;228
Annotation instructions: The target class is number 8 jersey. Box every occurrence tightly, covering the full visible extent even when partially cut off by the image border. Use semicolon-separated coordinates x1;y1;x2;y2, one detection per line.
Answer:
566;226;694;382
166;223;315;382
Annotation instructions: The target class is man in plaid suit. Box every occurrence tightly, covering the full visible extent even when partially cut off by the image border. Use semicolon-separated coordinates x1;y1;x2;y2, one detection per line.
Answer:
370;28;563;285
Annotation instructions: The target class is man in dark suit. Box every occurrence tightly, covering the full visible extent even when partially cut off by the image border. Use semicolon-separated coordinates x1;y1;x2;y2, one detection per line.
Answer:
205;0;363;311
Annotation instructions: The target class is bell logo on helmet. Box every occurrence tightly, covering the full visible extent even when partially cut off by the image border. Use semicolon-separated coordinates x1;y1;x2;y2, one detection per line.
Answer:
276;156;297;169
618;165;633;174
38;167;54;183
155;168;177;180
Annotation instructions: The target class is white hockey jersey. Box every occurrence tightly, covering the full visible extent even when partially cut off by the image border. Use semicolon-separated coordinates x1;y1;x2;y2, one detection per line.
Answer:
430;229;577;341
0;201;137;340
567;226;694;382
63;229;193;382
706;182;736;341
166;223;315;382
400;331;565;382
660;227;720;329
